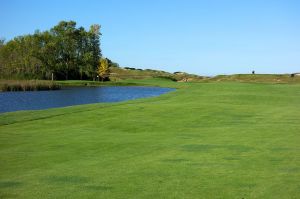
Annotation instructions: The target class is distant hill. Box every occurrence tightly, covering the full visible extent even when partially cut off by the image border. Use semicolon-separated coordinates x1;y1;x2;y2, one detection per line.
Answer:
108;66;204;82
108;65;300;84
203;74;300;84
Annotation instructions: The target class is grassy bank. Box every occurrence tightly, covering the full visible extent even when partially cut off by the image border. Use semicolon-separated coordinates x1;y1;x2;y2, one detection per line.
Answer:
0;80;60;92
0;80;300;198
57;74;300;87
204;74;300;83
2;73;298;92
0;78;177;92
55;79;149;87
55;78;185;88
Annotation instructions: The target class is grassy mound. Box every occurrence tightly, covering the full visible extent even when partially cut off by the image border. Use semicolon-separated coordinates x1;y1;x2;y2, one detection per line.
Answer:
109;66;204;82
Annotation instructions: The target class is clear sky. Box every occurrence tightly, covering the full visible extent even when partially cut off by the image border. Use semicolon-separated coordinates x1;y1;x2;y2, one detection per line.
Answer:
1;0;299;75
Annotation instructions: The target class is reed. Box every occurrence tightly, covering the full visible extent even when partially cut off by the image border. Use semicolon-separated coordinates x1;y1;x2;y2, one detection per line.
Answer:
0;80;60;92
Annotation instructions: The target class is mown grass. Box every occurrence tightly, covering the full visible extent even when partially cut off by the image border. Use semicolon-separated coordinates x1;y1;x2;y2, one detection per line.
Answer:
0;80;60;92
0;79;300;198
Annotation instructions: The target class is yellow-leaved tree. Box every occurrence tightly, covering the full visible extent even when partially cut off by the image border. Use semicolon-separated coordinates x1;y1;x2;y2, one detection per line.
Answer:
97;58;110;81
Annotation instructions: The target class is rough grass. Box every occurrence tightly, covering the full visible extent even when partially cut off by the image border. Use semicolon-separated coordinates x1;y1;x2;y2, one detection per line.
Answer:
109;67;203;81
55;78;185;88
0;80;300;198
0;80;60;92
204;74;300;83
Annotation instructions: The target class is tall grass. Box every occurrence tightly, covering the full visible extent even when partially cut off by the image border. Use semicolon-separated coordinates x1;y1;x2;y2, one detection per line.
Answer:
0;80;60;92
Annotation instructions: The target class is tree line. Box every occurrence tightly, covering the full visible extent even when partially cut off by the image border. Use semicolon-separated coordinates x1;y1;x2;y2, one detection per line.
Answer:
0;21;105;80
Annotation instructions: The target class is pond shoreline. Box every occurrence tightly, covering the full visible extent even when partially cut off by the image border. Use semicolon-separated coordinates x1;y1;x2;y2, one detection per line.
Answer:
0;86;175;113
0;78;174;92
0;80;61;92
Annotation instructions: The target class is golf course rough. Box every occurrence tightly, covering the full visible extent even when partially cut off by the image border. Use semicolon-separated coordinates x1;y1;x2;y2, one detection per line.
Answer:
0;80;299;199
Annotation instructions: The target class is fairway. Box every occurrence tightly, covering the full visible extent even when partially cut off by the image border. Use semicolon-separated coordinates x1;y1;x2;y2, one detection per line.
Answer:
0;81;300;198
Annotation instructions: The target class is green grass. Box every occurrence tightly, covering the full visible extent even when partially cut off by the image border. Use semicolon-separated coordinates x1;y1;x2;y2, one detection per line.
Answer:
0;80;300;198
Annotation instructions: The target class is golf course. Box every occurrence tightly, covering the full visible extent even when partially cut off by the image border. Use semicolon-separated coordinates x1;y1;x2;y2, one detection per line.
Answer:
1;78;299;198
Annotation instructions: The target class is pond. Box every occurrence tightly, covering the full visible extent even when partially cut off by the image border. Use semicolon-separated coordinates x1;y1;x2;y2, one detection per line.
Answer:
0;86;175;113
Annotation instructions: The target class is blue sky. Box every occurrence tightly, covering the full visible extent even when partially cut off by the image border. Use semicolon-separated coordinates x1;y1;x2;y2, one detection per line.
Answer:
1;0;299;75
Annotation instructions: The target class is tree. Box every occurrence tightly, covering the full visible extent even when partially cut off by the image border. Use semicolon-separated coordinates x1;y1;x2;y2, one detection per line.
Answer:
107;58;119;68
98;58;110;81
0;35;42;79
0;39;5;77
0;20;104;80
87;24;102;80
50;21;78;80
33;31;57;79
0;39;4;47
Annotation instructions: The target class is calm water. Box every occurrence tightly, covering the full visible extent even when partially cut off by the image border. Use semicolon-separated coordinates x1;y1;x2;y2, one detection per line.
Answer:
0;86;175;113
